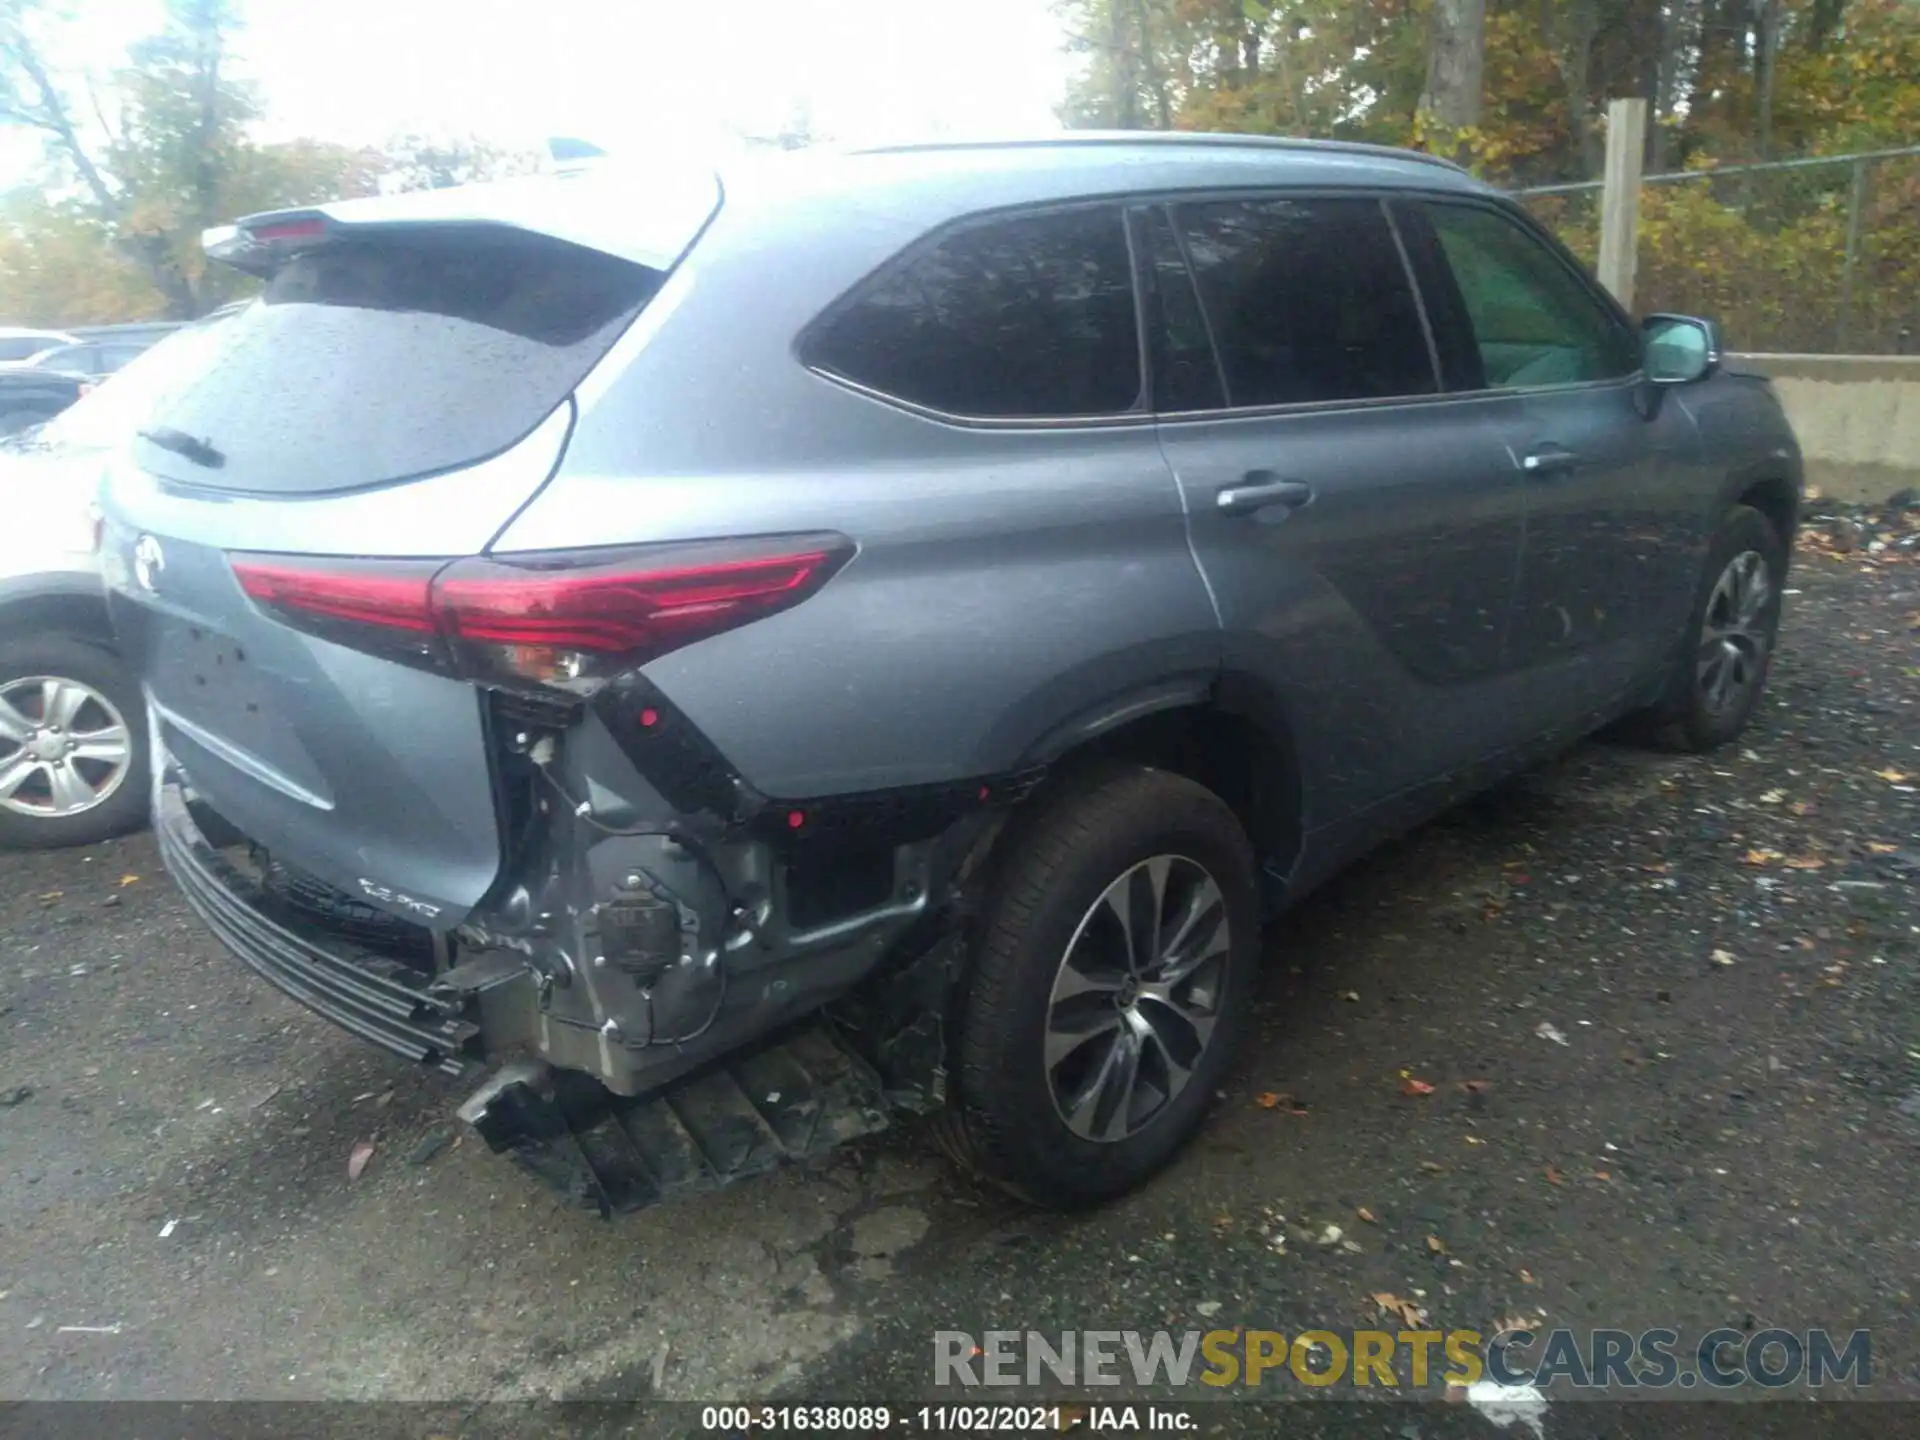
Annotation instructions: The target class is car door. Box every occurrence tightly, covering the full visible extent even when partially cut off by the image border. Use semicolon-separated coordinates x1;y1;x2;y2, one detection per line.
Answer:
1142;194;1533;835
1401;198;1697;718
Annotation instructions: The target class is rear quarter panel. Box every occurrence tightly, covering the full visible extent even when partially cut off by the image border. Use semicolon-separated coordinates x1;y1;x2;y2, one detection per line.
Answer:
496;193;1222;797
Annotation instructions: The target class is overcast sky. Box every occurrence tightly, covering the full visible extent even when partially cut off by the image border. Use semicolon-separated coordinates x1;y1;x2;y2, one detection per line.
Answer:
3;0;1076;182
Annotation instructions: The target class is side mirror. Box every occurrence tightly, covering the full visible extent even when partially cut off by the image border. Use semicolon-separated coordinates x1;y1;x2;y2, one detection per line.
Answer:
1642;314;1721;385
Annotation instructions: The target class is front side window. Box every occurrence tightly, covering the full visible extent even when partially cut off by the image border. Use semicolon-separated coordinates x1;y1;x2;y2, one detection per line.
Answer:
1169;196;1436;409
1421;201;1638;389
804;205;1141;420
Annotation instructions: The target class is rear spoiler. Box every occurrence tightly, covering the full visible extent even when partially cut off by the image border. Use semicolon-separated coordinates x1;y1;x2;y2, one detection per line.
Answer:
201;143;719;280
201;219;319;279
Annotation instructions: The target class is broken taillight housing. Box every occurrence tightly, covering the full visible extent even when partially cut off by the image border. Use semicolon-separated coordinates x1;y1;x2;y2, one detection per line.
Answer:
230;535;854;692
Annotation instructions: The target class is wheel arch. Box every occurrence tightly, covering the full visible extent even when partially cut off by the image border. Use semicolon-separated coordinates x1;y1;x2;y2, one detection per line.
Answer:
1714;455;1801;551
0;578;117;652
1014;670;1307;890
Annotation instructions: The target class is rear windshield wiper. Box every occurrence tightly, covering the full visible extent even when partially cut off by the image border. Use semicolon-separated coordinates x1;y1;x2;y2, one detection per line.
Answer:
138;426;226;469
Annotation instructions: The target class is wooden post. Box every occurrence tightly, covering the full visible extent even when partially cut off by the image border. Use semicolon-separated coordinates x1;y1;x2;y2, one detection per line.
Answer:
1596;98;1648;311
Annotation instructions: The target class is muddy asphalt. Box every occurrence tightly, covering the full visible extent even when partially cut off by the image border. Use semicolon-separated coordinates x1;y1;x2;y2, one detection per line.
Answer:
1;524;1916;1437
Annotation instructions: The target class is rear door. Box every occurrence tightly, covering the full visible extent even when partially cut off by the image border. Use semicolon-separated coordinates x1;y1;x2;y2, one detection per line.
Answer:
101;208;698;922
1144;194;1532;830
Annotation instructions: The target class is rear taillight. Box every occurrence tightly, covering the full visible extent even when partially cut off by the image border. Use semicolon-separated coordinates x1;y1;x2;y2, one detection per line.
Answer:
247;217;327;244
230;535;853;692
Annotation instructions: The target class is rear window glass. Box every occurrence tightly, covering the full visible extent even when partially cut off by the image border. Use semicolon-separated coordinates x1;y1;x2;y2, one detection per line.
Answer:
139;226;661;493
803;204;1141;420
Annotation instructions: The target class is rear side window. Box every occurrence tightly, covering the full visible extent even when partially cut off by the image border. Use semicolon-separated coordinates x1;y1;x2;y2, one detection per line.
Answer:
1172;197;1436;408
1419;201;1638;388
804;205;1141;420
139;226;662;494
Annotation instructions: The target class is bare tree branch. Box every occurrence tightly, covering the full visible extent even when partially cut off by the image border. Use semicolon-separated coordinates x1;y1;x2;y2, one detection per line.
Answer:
4;23;119;213
83;68;116;146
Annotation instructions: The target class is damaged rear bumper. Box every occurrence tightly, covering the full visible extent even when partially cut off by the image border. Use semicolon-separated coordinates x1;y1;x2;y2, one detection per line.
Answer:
155;779;484;1077
154;755;973;1208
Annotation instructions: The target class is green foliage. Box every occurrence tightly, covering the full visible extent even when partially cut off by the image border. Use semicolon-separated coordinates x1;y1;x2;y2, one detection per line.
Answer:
1061;0;1920;349
0;0;382;321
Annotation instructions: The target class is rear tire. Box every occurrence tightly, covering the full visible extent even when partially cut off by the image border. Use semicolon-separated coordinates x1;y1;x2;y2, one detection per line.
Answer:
1627;503;1787;752
936;767;1260;1207
0;635;150;850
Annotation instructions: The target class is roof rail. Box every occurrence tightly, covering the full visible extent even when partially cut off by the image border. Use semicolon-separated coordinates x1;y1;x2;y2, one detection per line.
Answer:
846;131;1471;174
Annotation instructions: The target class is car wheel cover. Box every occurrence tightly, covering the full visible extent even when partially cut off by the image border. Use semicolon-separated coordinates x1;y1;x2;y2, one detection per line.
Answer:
0;674;135;818
1695;549;1774;718
1044;854;1230;1144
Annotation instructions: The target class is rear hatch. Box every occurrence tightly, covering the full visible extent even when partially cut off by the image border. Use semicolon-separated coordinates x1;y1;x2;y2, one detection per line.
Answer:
102;165;719;924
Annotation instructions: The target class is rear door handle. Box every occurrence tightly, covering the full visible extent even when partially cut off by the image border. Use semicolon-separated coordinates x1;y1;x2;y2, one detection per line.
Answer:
1521;444;1580;477
1216;476;1315;517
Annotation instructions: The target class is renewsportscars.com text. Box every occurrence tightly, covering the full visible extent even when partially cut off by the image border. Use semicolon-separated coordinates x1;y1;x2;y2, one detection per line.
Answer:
933;1327;1872;1391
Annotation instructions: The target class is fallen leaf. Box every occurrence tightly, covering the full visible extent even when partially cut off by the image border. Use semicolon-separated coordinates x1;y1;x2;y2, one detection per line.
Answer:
1782;856;1826;870
1427;1234;1448;1254
1056;1405;1088;1432
1544;1165;1563;1186
1355;1206;1377;1224
1534;1021;1569;1045
1519;1268;1537;1285
1742;848;1784;866
1418;1160;1446;1173
347;1139;375;1182
1339;990;1360;1002
1255;1092;1283;1109
1866;841;1900;854
1788;801;1811;816
118;874;139;887
1876;768;1909;784
1372;1292;1428;1328
38;891;61;901
1594;1169;1611;1181
1464;1135;1487;1145
1710;948;1737;966
1401;1077;1437;1097
1758;788;1786;804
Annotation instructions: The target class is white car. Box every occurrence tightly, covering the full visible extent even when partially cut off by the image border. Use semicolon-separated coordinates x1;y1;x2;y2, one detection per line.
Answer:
0;326;80;365
0;314;233;847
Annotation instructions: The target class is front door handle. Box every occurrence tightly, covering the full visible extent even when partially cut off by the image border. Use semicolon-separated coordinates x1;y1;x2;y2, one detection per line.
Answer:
1521;444;1580;477
1216;476;1315;517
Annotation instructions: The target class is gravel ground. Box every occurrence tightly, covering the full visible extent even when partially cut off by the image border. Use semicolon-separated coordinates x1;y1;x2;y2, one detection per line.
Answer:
1;527;1915;1432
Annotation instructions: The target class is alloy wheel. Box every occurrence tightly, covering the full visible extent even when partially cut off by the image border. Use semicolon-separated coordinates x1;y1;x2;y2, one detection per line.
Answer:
1044;854;1231;1143
1695;549;1774;717
0;675;136;818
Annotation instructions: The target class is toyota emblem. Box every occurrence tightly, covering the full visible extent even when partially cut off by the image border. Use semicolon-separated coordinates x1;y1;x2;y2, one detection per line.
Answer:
133;534;165;593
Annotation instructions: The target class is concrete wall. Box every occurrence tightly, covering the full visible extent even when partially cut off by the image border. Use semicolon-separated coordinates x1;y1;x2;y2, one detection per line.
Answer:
1728;353;1920;504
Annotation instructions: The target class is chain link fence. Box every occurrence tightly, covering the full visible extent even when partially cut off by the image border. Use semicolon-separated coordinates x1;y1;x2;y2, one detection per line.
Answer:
1514;146;1920;356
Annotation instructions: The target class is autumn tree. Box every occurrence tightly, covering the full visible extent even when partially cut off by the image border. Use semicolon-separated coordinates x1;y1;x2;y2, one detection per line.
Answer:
0;0;379;320
1059;0;1920;182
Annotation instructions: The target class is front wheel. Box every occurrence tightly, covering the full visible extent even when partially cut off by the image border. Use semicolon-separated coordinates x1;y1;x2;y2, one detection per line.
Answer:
1631;503;1787;752
935;767;1261;1207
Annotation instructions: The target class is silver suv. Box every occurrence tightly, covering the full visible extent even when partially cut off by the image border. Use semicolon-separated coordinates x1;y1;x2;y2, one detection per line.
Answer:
101;136;1801;1211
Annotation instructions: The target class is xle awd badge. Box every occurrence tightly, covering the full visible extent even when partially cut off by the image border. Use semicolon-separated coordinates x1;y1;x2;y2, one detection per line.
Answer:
133;535;165;594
